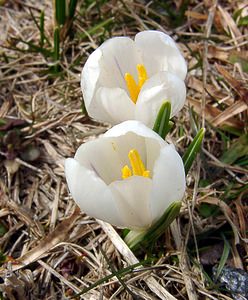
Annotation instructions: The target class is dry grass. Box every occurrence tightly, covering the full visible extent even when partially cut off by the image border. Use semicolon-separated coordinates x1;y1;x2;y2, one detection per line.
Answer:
0;0;247;299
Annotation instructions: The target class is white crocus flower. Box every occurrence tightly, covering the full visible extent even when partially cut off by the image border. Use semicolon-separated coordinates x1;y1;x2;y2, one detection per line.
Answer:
81;30;187;128
65;121;186;230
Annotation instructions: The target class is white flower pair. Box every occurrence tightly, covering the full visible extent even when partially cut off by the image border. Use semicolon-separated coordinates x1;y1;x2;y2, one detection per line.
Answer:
65;31;187;232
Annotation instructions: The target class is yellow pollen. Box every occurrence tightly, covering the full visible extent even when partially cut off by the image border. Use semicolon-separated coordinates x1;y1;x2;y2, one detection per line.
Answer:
125;64;148;104
121;149;150;179
122;165;132;179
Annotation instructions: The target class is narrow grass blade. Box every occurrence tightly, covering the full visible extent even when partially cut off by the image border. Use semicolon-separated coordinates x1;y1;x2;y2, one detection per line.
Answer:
68;0;78;19
53;27;60;62
125;201;182;251
78;17;114;39
72;260;148;298
55;0;66;25
29;9;51;48
99;246;137;299
40;11;45;48
183;128;205;175
215;234;231;279
11;37;53;57
153;101;171;139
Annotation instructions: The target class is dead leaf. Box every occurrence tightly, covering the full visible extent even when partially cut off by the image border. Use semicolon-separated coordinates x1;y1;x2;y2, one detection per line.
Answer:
199;197;240;245
188;76;228;100
7;200;44;239
185;11;208;20
188;97;244;129
216;64;248;104
217;5;242;39
0;206;80;274
211;101;247;126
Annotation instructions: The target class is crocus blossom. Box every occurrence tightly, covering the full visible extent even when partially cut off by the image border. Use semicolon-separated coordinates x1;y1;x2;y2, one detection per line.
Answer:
81;30;187;128
65;121;186;230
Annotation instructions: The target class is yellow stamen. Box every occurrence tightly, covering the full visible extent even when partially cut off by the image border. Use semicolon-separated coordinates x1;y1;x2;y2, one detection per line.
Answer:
128;149;146;176
125;64;148;104
121;149;150;179
137;64;148;88
143;170;150;178
122;165;132;179
124;73;139;104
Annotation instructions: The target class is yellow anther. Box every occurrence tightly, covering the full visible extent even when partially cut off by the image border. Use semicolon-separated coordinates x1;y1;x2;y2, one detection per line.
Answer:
137;64;148;88
143;170;150;178
125;73;139;104
125;64;148;104
122;149;150;179
122;165;132;179
129;149;148;177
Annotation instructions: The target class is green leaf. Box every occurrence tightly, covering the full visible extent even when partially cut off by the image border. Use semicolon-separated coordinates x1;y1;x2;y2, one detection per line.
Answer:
125;201;182;251
233;6;244;21
68;0;78;19
183;128;205;175
153;101;171;139
238;16;248;26
55;0;66;25
215;234;230;279
221;134;248;165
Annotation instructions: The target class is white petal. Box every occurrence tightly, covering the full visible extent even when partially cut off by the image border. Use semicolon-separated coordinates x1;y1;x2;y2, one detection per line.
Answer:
74;138;124;184
109;176;153;229
95;87;135;124
104;120;166;148
135;31;187;80
145;137;162;174
149;145;186;222
65;158;126;227
135;71;186;128
99;37;143;84
81;37;142;123
81;47;102;113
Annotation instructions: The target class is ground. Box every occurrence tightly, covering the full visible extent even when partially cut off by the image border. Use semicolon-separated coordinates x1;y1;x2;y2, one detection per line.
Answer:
0;0;247;299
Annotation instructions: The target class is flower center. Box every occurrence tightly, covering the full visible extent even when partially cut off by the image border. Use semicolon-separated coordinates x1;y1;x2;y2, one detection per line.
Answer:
125;64;148;104
122;149;150;179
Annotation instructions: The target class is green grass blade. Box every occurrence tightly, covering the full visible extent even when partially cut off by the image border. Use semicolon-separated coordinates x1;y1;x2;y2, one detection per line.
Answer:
68;0;78;19
99;246;137;298
153;101;171;139
53;27;60;62
29;8;51;48
215;234;230;279
72;260;148;298
55;0;66;25
183;128;205;175
78;17;114;39
10;37;53;57
40;11;45;48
